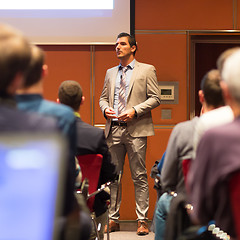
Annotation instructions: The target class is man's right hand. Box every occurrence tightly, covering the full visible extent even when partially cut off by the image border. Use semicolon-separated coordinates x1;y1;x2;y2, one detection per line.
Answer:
105;107;117;119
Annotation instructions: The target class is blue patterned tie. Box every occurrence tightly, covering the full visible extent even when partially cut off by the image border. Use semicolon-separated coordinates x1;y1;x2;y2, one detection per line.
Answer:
118;66;128;115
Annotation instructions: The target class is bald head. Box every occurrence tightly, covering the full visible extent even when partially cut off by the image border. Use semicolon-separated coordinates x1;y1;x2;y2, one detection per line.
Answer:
222;49;240;105
217;47;240;75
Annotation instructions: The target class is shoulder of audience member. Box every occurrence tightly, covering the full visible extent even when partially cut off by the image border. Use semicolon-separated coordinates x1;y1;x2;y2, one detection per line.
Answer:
19;108;58;131
77;118;104;136
199;106;234;123
41;99;75;121
173;116;199;132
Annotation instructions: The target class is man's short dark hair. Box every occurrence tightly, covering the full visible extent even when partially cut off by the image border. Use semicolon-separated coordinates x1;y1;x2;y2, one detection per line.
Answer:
58;80;83;111
201;69;225;108
0;24;31;94
117;32;137;55
23;45;45;88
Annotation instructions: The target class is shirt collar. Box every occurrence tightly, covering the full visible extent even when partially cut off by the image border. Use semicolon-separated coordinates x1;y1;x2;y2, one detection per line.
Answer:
15;94;43;101
119;59;135;71
74;111;81;118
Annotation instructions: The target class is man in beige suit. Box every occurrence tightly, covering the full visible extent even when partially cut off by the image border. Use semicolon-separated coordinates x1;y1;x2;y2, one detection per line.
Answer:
99;32;161;235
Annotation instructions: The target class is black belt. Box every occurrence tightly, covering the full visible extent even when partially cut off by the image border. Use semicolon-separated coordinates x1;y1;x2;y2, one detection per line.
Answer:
111;121;127;127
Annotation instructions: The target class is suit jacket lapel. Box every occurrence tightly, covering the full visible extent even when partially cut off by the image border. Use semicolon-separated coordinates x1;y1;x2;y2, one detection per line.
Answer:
127;61;139;101
110;67;119;106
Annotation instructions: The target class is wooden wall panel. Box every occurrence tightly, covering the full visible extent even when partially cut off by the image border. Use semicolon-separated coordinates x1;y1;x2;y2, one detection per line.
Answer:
136;34;188;124
94;45;118;124
135;0;233;30
120;128;172;219
236;0;240;29
40;45;91;123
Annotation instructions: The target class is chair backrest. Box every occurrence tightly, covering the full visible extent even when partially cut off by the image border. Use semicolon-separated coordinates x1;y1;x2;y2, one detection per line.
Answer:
182;158;192;185
229;171;240;239
76;154;103;212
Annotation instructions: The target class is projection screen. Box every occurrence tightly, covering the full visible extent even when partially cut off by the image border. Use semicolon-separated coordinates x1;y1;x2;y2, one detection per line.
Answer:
0;0;131;44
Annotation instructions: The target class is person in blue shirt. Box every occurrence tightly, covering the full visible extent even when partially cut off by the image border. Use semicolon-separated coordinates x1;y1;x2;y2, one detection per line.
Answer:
15;45;91;240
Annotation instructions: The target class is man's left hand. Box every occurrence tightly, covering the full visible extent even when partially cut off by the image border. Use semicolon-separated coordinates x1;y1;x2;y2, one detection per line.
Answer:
118;108;135;122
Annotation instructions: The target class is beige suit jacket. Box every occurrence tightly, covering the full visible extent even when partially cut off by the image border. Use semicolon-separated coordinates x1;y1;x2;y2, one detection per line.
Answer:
99;60;161;138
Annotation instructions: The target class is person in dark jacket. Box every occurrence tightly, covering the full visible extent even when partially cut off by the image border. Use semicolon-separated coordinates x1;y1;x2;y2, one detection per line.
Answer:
58;80;117;240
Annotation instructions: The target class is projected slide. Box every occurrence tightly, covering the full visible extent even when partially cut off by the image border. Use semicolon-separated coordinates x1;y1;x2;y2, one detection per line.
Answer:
0;0;130;44
0;0;113;10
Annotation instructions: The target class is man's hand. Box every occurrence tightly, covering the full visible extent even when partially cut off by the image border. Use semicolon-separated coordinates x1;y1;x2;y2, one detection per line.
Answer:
105;107;117;119
118;108;135;122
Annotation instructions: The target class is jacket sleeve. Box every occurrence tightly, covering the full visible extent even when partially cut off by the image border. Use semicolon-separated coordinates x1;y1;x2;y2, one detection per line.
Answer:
133;65;161;117
99;70;111;116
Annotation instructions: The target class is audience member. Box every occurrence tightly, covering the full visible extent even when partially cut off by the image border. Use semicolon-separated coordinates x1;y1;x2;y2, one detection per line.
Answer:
159;49;239;240
193;69;234;155
99;32;161;235
191;48;240;158
154;68;227;240
16;44;77;217
0;23;57;132
154;118;198;240
58;80;117;240
14;45;89;240
187;49;240;238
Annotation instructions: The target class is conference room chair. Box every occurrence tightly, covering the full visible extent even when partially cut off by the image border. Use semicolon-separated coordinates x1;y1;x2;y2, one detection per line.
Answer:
76;154;111;240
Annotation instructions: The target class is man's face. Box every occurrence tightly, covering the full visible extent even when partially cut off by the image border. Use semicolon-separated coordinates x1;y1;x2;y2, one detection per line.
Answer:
115;36;135;59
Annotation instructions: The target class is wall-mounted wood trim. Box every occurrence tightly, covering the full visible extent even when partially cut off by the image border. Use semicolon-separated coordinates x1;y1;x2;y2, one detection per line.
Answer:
187;31;191;120
90;45;95;125
189;36;196;119
154;125;175;129
135;30;240;35
135;30;186;35
130;0;135;36
233;0;238;29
